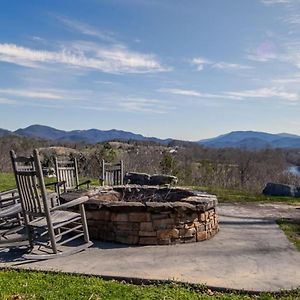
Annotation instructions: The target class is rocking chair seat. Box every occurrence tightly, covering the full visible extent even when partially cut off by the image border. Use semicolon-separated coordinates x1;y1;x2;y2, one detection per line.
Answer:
0;203;22;218
28;210;81;229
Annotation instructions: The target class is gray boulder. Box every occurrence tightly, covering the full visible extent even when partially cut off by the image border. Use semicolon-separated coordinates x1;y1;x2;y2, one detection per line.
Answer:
124;172;151;185
262;182;299;197
149;174;178;186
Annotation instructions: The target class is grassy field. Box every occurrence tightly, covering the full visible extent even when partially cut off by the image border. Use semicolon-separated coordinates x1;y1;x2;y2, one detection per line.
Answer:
0;270;299;300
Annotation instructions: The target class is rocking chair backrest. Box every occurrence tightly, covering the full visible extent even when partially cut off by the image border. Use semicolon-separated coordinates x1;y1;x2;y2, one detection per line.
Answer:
102;160;124;186
54;157;80;192
10;150;50;218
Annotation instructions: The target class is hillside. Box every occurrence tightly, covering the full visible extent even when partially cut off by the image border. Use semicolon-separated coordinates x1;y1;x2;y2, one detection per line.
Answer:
198;131;300;149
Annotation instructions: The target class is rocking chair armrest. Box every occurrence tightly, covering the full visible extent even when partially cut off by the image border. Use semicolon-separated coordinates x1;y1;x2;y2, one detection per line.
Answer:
50;196;89;211
0;188;18;197
76;180;91;188
45;181;66;188
0;195;19;202
0;203;22;218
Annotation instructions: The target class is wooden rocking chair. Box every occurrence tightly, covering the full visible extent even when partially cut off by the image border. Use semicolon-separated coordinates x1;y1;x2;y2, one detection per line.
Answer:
0;189;28;248
101;160;124;186
54;157;91;194
10;149;92;260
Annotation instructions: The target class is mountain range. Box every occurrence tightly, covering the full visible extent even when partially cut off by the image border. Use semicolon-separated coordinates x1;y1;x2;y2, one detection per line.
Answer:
0;124;172;144
1;125;300;149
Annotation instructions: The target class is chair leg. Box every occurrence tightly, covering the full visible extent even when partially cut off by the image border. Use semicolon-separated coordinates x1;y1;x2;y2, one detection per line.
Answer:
47;222;58;254
79;204;90;243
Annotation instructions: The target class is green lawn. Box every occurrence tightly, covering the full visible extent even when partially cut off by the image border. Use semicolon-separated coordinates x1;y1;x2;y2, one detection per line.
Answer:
277;219;300;251
1;174;300;298
2;172;300;205
0;270;299;300
195;186;300;205
0;172;16;192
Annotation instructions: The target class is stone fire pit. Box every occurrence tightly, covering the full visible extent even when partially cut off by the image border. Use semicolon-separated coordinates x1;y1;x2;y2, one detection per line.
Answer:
62;186;219;245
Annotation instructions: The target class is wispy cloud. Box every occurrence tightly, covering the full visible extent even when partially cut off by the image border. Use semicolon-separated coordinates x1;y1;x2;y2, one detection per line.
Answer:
75;96;169;114
212;62;252;70
55;15;116;42
271;74;300;84
190;57;211;71
0;97;15;105
191;57;252;71
0;88;69;100
161;87;298;102
160;88;240;100
261;0;292;5
282;14;300;25
0;43;169;74
225;87;298;101
118;97;169;114
246;41;278;62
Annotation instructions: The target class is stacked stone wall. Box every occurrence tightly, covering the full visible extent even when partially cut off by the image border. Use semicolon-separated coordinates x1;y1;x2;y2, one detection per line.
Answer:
86;206;219;245
63;186;220;245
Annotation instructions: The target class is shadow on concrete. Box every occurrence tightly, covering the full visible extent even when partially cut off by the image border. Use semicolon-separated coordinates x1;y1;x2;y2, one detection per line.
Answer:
219;213;282;221
0;247;29;263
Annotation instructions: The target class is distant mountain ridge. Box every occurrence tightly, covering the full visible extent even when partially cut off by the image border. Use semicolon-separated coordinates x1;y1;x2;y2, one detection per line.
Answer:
3;124;172;144
197;131;300;149
1;125;300;149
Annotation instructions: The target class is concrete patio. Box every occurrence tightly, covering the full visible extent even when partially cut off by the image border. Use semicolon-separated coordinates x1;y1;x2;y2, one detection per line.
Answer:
1;203;299;292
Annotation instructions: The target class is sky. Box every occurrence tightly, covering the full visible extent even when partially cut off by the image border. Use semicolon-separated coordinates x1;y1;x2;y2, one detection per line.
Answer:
1;0;300;141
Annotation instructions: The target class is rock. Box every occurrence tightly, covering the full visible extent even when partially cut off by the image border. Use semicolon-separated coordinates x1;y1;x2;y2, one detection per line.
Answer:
295;186;300;197
128;212;151;222
149;174;178;186
262;182;298;197
124;172;151;185
87;191;121;204
140;222;153;231
103;202;146;213
145;202;173;212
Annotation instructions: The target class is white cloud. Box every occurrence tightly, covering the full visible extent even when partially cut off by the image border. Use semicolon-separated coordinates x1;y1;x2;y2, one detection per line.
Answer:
190;57;211;71
118;97;168;114
0;88;67;100
0;43;169;74
261;0;292;5
191;57;253;72
225;87;298;101
283;14;300;25
160;88;240;100
55;16;116;42
161;88;202;97
0;97;15;105
161;87;298;102
212;62;252;70
271;74;300;84
246;44;278;62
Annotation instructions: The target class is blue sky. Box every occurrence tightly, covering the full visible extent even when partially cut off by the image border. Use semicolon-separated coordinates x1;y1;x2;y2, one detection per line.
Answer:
1;0;300;140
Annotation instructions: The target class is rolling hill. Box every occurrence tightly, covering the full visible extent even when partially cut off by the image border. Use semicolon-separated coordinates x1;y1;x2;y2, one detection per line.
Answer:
197;131;300;149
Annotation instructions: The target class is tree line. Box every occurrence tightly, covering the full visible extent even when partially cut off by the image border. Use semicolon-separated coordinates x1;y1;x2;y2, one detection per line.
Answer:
1;135;299;192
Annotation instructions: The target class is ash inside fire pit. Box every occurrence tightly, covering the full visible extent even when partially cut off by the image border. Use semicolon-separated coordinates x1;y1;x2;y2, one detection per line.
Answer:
63;186;219;245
